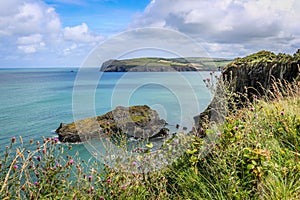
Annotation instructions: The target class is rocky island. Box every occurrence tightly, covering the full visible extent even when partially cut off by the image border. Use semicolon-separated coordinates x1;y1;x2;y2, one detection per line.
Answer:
56;105;168;143
100;57;232;72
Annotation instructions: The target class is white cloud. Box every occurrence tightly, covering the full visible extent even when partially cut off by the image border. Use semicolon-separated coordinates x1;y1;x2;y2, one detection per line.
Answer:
131;0;300;57
64;23;103;43
0;0;104;66
17;34;45;54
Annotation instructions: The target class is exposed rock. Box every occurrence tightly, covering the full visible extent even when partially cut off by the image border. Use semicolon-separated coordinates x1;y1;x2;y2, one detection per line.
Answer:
56;105;168;143
222;50;300;100
194;50;300;132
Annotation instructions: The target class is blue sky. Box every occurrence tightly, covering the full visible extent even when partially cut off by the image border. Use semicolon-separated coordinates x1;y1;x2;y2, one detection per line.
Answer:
44;0;150;34
0;0;299;67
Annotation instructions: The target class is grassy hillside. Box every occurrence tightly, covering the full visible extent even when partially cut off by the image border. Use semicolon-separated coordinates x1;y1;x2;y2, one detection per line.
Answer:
1;81;299;199
100;57;232;72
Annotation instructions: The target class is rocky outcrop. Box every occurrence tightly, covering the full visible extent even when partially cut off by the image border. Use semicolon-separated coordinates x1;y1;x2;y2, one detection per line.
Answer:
56;105;168;143
194;50;300;134
222;50;300;100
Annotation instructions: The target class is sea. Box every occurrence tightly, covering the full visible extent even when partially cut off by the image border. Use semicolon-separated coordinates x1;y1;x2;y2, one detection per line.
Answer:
0;68;214;160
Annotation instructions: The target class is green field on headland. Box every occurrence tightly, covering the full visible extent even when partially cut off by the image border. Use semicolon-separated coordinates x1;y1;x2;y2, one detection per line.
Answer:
100;57;232;72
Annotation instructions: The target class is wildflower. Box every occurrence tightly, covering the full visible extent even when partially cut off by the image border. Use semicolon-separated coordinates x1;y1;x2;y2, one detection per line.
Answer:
54;137;59;143
234;126;239;131
100;197;105;200
250;107;254;112
107;179;111;184
206;78;210;82
132;161;137;167
37;156;41;162
121;185;126;190
34;181;38;185
280;111;284;115
69;159;74;165
88;175;92;182
13;165;18;170
106;121;110;125
42;148;46;154
11;136;16;143
68;145;72;150
216;132;221;137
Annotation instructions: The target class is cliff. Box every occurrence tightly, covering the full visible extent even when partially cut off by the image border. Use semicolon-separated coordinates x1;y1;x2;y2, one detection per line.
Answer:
222;50;300;99
56;105;168;143
100;57;231;72
194;50;300;134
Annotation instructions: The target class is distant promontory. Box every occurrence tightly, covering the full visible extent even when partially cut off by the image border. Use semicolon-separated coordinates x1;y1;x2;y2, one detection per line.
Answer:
100;57;232;72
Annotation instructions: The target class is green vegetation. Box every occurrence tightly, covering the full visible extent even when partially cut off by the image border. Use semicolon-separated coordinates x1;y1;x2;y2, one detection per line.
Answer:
101;57;232;71
1;80;300;199
230;50;300;66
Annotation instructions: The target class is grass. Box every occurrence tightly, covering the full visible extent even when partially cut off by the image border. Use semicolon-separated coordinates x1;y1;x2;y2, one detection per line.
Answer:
1;82;300;199
230;50;300;66
101;57;232;71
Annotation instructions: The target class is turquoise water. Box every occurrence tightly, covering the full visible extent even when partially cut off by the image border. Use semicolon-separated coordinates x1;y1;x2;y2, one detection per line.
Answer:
0;68;213;157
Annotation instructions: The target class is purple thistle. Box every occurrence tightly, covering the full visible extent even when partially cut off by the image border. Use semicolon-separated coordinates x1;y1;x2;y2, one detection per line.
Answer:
280;111;284;116
69;159;74;165
11;136;16;143
107;179;111;184
88;175;92;182
132;161;137;167
13;165;18;170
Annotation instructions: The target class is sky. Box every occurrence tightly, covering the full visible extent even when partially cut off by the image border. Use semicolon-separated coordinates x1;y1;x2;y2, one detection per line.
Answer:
0;0;299;67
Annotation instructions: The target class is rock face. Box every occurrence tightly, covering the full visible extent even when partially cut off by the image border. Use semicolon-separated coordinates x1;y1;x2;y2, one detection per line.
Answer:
56;105;168;143
222;50;300;100
194;50;300;133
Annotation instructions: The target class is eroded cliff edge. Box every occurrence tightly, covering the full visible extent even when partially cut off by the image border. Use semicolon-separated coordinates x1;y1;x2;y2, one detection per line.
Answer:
194;50;300;133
